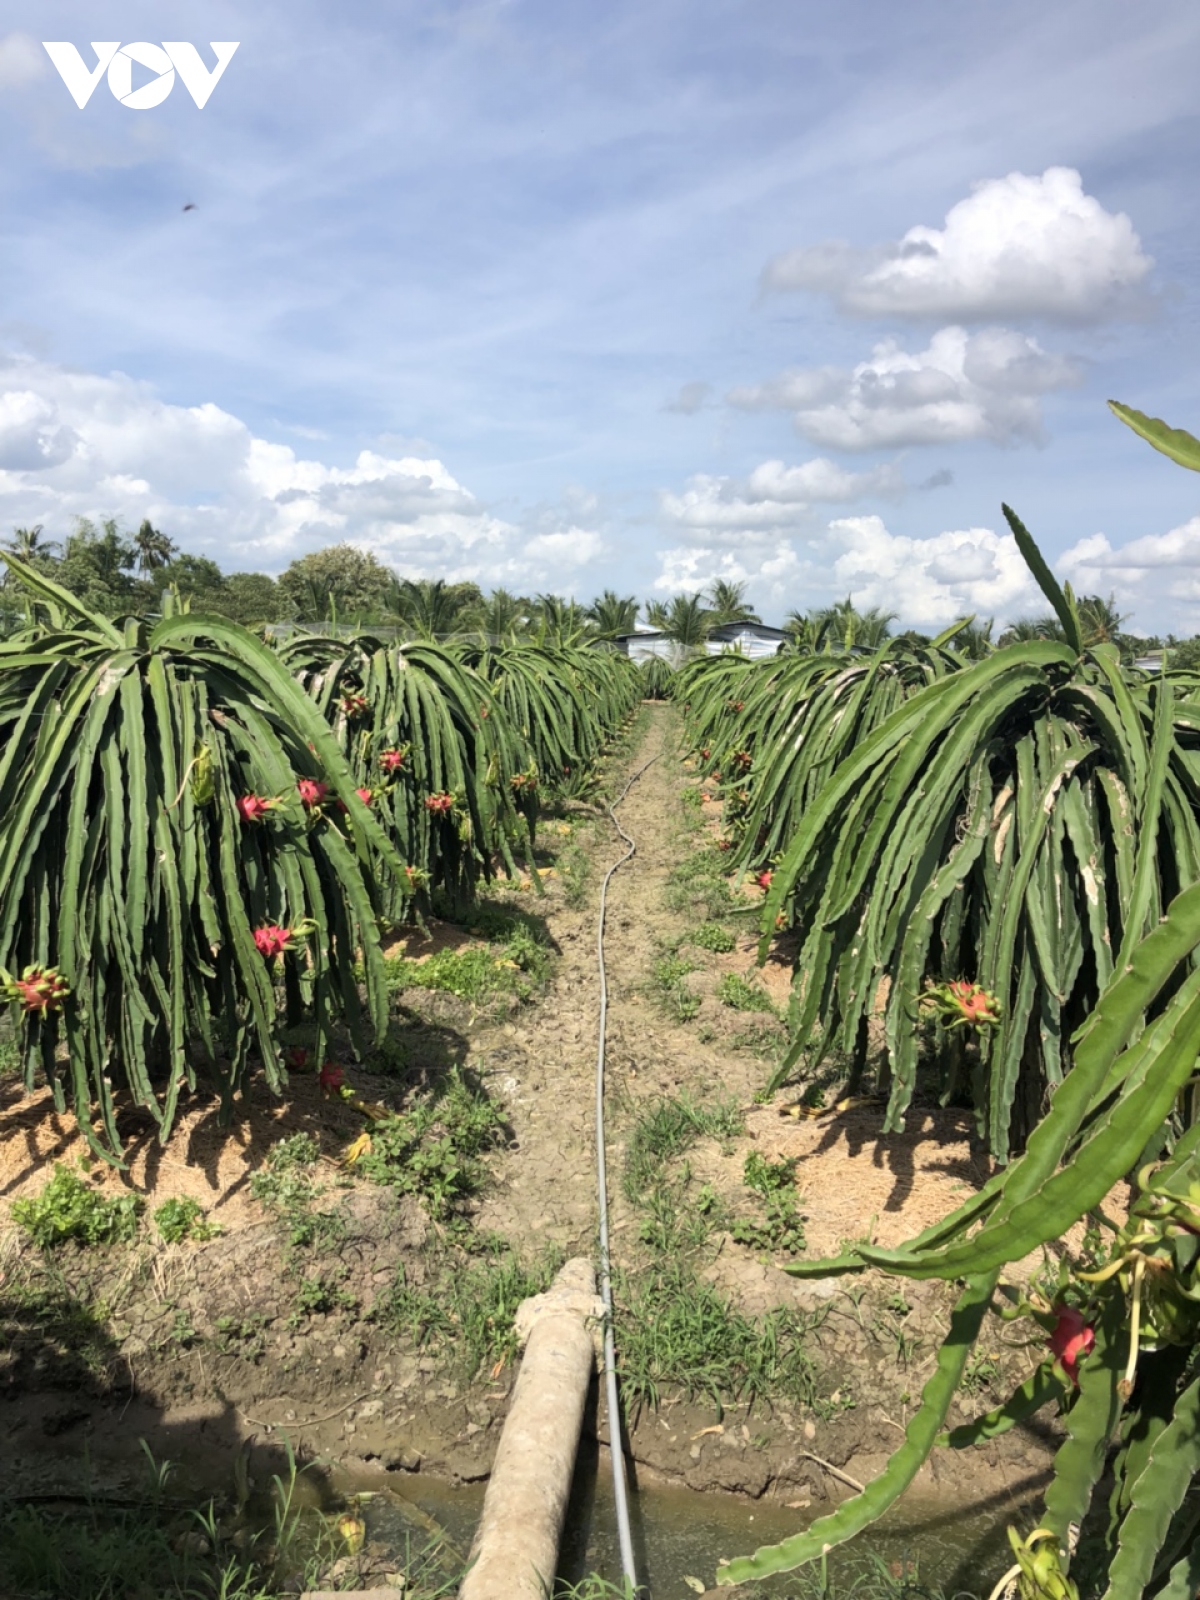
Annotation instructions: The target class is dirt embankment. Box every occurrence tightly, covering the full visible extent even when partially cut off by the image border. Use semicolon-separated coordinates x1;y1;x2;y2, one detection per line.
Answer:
0;704;1056;1520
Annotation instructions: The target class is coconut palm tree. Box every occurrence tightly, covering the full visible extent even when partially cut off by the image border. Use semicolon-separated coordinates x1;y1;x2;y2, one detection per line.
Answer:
133;519;177;575
2;524;60;562
467;587;529;641
586;589;639;639
662;592;714;647
386;577;467;639
788;597;895;651
532;593;589;646
705;579;760;626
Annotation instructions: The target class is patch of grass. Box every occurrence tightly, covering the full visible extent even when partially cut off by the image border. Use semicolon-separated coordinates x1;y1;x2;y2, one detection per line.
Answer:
249;1134;321;1212
556;1578;641;1600
12;1163;142;1248
153;1197;221;1244
664;846;739;920
0;1444;463;1599
729;1022;787;1059
731;1153;807;1254
647;953;700;1022
374;1237;562;1378
351;1068;504;1218
0;1030;20;1081
384;924;551;1004
717;972;776;1014
636;1169;725;1255
0;1282;114;1382
558;840;592;908
291;1272;358;1320
687;922;737;953
623;1091;745;1202
615;1257;820;1415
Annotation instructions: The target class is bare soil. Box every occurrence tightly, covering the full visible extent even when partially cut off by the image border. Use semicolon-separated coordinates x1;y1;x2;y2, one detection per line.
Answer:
0;704;1058;1531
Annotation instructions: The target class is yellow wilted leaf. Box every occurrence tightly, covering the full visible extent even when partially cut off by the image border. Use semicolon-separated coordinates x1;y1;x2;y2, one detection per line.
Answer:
343;1132;373;1165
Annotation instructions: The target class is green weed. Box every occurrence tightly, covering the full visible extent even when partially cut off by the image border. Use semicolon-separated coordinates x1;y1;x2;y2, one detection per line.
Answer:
352;1069;503;1218
249;1134;321;1213
731;1153;807;1254
375;1239;562;1377
615;1258;819;1415
0;1442;463;1599
12;1163;142;1248
664;846;739;919
623;1091;745;1202
717;972;775;1013
0;1030;20;1080
384;925;551;1004
154;1197;221;1244
558;841;592;908
637;1169;724;1255
647;953;700;1022
687;922;737;953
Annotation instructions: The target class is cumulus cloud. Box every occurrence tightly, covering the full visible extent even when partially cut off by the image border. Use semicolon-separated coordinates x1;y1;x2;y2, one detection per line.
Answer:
729;326;1080;451
1059;519;1200;634
650;514;1047;624
0;354;607;591
659;456;903;543
763;168;1153;323
651;502;1200;637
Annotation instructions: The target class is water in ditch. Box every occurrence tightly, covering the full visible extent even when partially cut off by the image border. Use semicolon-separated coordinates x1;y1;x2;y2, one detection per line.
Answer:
344;1443;1041;1598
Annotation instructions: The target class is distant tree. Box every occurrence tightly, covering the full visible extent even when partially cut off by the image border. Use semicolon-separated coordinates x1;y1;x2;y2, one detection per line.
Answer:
133;518;178;575
138;553;226;613
533;593;589;646
586;589;639;639
1;524;59;563
220;572;283;626
705;579;759;626
943;617;995;660
662;592;714;647
999;594;1129;653
998;616;1054;647
277;545;392;623
467;587;529;639
644;599;670;630
56;518;138;615
787;597;895;651
385;577;471;638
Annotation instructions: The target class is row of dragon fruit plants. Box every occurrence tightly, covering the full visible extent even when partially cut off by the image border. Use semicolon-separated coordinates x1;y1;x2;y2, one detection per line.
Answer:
682;407;1200;1166
0;554;640;1158
708;418;1200;1596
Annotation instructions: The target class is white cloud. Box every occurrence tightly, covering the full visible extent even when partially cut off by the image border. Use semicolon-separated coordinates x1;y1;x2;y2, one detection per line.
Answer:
823;516;1042;627
651;504;1200;638
763;168;1153;323
659;456;903;545
0;354;606;591
0;33;46;88
729;326;1079;451
650;513;1045;627
1060;518;1200;633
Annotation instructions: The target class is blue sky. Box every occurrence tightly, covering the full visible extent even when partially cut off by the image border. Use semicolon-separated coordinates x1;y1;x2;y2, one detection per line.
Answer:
2;1;1200;631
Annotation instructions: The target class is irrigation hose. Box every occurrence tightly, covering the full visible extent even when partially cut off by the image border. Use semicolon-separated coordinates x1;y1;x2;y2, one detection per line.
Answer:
595;751;657;1600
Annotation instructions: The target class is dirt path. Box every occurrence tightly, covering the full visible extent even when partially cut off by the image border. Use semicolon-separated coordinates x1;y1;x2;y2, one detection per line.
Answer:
473;702;764;1254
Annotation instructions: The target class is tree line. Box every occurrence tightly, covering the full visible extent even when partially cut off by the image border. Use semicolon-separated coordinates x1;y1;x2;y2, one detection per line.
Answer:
0;517;1188;662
